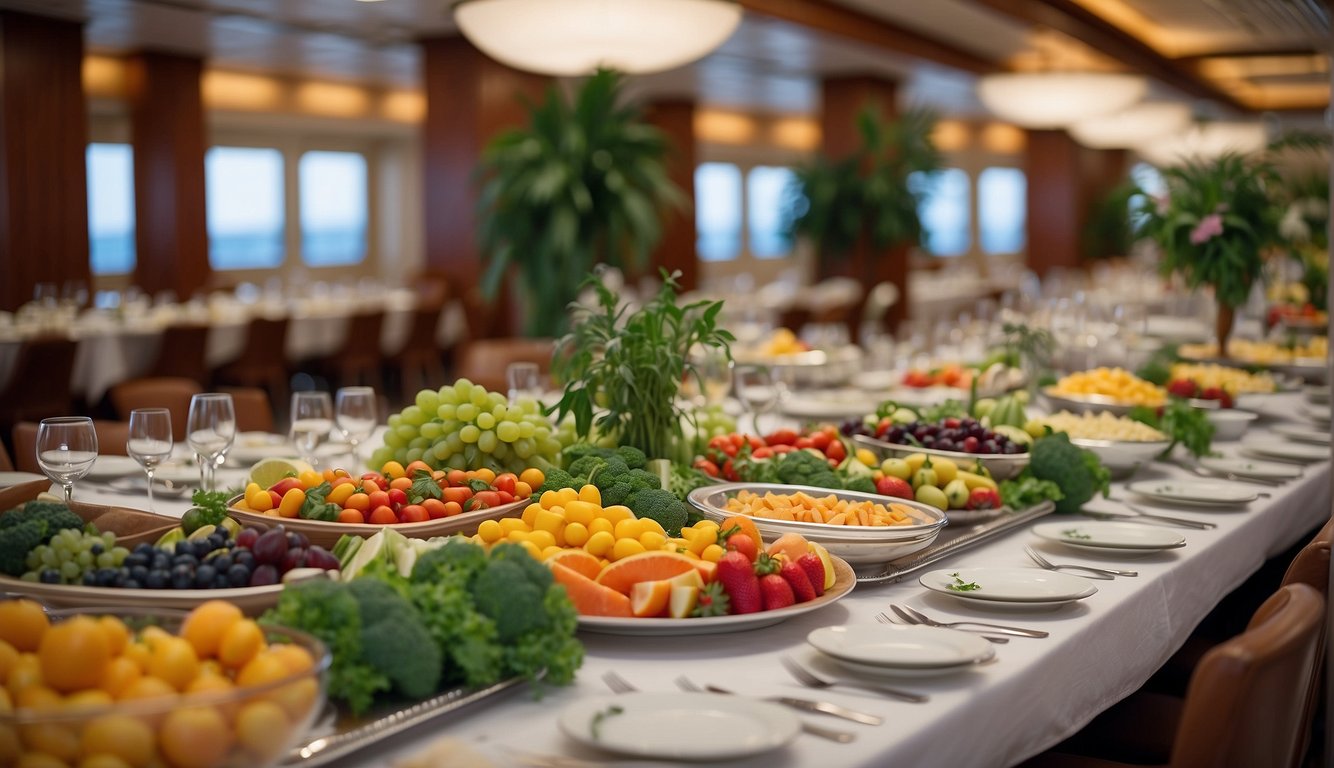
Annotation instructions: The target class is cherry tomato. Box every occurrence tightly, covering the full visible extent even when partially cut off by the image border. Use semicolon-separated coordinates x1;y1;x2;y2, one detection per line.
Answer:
270;478;303;498
368;506;397;525
360;479;382;495
493;473;518;496
809;431;832;450
389;477;413;492
337;508;365;524
446;469;468;487
471;491;501;509
693;458;720;477
344;492;371;512
367;490;390;510
824;440;847;462
442;486;472;505
746;435;764;450
495;490;515;505
399;505;429;523
268;490;282;509
751;446;773;459
771;445;794;455
387;488;409;508
722;458;739;482
404;460;432;477
442;501;463;517
794;437;814;449
765;429;798;446
729;433;746;449
422;499;449;519
707;435;730;451
360;473;386;488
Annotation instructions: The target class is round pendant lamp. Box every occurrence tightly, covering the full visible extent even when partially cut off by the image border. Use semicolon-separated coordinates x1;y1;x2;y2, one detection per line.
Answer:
453;0;743;76
1069;102;1193;149
976;72;1148;129
1137;121;1269;166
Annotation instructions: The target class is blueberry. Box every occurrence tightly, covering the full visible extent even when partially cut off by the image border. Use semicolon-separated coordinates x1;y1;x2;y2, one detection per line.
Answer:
82;571;99;586
39;569;61;584
212;554;233;572
234;551;256;569
152;554;171;571
194;564;217;589
170;565;194;590
227;564;251;588
130;565;149;583
90;543;104;556
145;571;168;589
173;554;199;569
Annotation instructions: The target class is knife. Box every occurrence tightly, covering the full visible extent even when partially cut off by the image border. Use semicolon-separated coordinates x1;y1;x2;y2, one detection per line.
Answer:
704;684;882;725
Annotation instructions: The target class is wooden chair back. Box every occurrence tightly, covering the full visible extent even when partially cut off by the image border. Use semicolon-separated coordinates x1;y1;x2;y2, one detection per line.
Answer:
1170;583;1324;768
239;316;289;366
1278;517;1333;768
220;386;275;434
148;323;210;385
0;335;78;423
455;338;555;394
109;377;203;442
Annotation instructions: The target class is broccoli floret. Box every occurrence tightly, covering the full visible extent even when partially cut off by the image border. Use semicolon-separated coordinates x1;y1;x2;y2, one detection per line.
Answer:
591;458;630;490
627;489;689;537
0;519;47;576
535;468;578;495
347;578;442;700
615;446;647;470
774;451;841;489
626;468;661;493
0;502;82;536
470;557;551;642
1028;432;1112;514
843;475;878;494
560;443;612;469
411;538;488;584
487;541;553;584
566;455;607;481
600;482;634;507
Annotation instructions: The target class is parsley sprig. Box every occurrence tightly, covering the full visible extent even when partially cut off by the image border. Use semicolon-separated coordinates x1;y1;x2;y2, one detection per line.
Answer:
945;572;981;592
590;704;624;740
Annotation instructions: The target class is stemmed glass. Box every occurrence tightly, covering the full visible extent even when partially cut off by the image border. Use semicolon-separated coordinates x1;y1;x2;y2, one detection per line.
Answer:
335;387;378;472
735;365;779;435
36;417;98;504
187;393;236;491
291;391;334;469
506;362;543;403
126;408;173;511
695;349;734;407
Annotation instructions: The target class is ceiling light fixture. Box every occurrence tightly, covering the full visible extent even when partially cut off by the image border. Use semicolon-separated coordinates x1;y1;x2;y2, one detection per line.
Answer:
1068;102;1193;149
1136;121;1269;166
453;0;742;76
976;72;1147;129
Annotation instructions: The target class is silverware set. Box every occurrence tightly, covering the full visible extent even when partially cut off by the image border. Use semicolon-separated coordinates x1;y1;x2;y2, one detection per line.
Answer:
1087;499;1217;530
878;603;1048;640
1025;546;1138;579
1173;459;1284;487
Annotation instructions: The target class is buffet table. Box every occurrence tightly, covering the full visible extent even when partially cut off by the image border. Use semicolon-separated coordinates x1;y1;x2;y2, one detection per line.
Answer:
54;394;1330;768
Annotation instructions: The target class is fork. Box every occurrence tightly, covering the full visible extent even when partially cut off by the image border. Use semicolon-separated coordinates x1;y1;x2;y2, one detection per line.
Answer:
673;677;858;742
1088;500;1217;530
780;656;928;703
875;609;1009;643
890;604;1050;638
1174;459;1284;487
1025;546;1137;579
674;675;881;726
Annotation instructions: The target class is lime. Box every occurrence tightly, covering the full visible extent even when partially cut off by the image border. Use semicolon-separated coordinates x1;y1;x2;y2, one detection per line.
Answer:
249;458;314;489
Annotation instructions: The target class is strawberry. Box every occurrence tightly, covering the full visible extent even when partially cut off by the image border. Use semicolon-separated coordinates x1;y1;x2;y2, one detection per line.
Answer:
719;526;757;562
759;574;795;610
690;582;731;617
780;560;818;603
752;552;781;576
715;551;762;614
1167;379;1198;398
795;552;826;597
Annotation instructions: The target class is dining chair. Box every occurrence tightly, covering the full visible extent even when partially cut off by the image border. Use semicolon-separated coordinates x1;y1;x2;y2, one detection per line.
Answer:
109;377;202;442
213;316;290;408
220;386;275;434
13;420;131;474
146;323;211;385
317;310;385;391
1017;582;1325;768
388;300;448;403
0;335;79;457
454;337;555;394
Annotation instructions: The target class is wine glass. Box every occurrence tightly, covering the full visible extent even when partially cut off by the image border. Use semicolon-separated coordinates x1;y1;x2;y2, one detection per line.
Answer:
187;393;236;491
335;386;378;471
290;391;334;468
36;417;98;504
695;348;733;407
506;362;542;403
735;365;779;435
126;408;173;511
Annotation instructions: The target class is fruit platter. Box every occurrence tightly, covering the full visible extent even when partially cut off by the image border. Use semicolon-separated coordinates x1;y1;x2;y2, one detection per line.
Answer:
1042;367;1168;416
1177;337;1329;380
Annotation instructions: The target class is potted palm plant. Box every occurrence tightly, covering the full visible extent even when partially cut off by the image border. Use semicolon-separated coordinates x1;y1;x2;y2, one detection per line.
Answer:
477;68;684;336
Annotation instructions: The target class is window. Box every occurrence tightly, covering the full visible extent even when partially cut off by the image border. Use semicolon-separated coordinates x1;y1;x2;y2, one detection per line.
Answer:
978;168;1026;254
206;146;285;270
695;162;742;261
746;166;795;259
87;143;135;275
911;168;970;256
299;151;368;267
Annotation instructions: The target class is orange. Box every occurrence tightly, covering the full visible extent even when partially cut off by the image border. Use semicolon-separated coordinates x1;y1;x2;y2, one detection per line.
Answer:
98;656;141;699
719;515;764;551
546;549;602;580
236;700;290;761
0;600;49;652
159;707;232;768
38;617;111;693
118;675;176;701
595;551;698;596
630;580;673;618
0;640;17;681
690;559;718;584
217;619;265;670
79;713;156;766
145;636;200;691
550;562;632;618
669;585;700;618
96;617;130;657
180;600;244;659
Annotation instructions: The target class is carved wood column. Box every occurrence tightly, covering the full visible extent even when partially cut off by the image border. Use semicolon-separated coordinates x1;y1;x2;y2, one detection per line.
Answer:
0;11;90;310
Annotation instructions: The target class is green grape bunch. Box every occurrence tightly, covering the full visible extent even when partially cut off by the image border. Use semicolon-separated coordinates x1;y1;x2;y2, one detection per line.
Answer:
23;528;129;584
370;379;562;474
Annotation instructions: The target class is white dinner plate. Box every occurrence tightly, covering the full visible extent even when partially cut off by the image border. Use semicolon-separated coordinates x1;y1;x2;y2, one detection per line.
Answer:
1305;385;1330;404
83;455;143;481
154;463;203;485
780;390;872;420
0;471;45;489
807;624;993;670
1268;424;1331;445
1300;404;1331;425
1126;480;1257;506
558;692;799;760
1197;456;1303;480
919;567;1097;605
1241;439;1330;463
1033;521;1187;552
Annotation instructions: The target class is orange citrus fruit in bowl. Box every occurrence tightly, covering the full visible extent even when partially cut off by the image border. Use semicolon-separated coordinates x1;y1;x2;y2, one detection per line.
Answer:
37;617;111;693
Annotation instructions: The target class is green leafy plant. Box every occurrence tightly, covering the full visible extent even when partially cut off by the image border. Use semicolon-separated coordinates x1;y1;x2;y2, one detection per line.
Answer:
477;68;684;336
553;270;733;461
787;106;942;267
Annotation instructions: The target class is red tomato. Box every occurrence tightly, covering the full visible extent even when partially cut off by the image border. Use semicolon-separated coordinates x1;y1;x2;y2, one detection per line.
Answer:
471;491;501;509
268;490;282;509
360;473;387;488
387;488;409;508
368;506;398;525
361;479;382;495
693;458;720;477
337;508;365;524
746;435;765;450
765;429;798;446
722;458;740;482
422;498;449;519
442;501;463;517
367;490;390;510
771;445;794;455
404;460;432;477
751;446;773;459
399;504;429;523
270;478;303;497
809;431;832;450
824;440;847;462
389;477;413;492
707;435;730;450
729;433;746;449
442;486;472;505
495;490;515;505
445;469;468;487
795;437;814;449
493;473;517;496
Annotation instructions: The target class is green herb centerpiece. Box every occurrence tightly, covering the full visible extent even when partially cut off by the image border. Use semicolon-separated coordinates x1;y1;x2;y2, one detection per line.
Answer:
1136;152;1280;356
553;270;733;461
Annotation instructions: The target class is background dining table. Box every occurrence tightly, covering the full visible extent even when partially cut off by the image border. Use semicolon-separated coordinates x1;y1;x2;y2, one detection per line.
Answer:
33;392;1333;768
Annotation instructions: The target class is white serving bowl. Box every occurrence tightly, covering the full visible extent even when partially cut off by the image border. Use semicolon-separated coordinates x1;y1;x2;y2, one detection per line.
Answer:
1205;409;1258;441
1070;437;1169;479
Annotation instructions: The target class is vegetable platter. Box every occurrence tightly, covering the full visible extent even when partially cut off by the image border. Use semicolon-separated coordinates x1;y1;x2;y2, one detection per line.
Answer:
851;433;1029;481
228;496;528;549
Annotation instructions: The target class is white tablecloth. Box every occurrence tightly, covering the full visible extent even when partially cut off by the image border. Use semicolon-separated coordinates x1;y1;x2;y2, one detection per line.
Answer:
52;395;1332;768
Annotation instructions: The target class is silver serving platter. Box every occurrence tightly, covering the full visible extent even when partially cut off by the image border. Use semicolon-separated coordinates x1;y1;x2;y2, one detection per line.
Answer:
1069;437;1170;479
687;482;947;566
1040;388;1141;417
850;433;1030;481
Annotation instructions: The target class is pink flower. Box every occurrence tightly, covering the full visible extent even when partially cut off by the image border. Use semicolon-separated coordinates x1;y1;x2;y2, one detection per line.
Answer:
1190;213;1224;245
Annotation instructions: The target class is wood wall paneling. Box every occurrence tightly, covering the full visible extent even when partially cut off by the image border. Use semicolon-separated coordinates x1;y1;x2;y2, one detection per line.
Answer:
818;75;908;331
1025;129;1128;276
127;51;210;299
644;99;698;292
0;12;91;311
